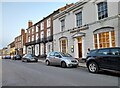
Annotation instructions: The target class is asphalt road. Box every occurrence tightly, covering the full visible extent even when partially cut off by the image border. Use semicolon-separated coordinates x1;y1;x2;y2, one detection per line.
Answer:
2;59;120;86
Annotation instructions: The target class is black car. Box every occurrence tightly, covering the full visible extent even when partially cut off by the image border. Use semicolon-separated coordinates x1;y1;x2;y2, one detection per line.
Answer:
86;47;120;73
22;54;38;62
13;55;22;60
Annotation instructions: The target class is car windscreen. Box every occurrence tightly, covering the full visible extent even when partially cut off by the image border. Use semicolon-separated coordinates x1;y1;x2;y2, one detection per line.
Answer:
27;54;34;58
60;53;72;57
89;50;97;54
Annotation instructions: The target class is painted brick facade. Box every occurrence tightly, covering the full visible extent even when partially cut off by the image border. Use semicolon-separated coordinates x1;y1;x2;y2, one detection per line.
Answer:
53;0;120;60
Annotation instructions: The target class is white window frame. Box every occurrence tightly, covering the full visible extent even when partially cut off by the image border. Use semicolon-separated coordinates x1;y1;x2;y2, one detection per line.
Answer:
97;2;108;20
28;30;30;38
61;19;65;32
41;44;44;55
60;38;68;53
28;37;30;42
36;33;39;40
41;31;44;39
47;18;51;28
32;28;34;34
76;12;82;27
41;22;44;30
47;28;51;37
32;35;34;41
36;25;39;33
94;31;115;49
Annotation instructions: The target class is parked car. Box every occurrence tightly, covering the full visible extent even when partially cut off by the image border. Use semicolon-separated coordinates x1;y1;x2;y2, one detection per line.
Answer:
22;54;38;62
2;56;5;59
13;55;22;60
3;55;11;59
86;47;120;73
45;52;79;68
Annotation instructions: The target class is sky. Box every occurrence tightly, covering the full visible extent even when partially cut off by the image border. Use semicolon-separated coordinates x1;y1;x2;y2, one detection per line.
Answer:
1;1;80;49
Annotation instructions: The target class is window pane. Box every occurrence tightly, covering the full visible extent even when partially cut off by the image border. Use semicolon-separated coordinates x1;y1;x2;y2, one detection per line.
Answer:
98;49;109;55
111;31;115;47
98;2;108;20
111;49;120;55
60;39;67;53
76;12;82;27
94;34;98;49
61;19;65;31
98;32;110;48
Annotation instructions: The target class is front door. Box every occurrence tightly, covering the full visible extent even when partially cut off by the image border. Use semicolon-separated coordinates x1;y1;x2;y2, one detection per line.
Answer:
78;43;82;58
78;37;82;58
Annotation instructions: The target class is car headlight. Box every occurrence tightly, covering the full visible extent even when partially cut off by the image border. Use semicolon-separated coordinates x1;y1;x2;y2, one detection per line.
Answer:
76;60;79;63
64;60;71;64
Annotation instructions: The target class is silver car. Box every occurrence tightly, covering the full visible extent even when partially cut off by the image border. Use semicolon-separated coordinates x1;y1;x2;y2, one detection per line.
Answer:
45;52;79;68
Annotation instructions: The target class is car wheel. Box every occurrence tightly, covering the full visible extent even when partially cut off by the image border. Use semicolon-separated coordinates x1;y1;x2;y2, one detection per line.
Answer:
88;61;99;73
61;62;67;68
36;60;38;62
27;60;29;62
46;60;50;66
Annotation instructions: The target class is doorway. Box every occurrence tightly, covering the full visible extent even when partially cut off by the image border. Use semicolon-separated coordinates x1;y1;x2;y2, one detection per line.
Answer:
78;37;82;58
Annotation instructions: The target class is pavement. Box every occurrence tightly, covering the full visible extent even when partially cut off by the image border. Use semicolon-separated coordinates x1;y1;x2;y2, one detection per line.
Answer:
38;59;87;68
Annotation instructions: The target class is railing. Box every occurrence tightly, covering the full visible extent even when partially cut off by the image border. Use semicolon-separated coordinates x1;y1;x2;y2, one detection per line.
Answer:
25;36;53;45
25;41;36;46
40;38;47;43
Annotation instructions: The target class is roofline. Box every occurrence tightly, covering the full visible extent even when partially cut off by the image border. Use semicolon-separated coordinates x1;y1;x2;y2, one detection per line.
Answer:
26;9;59;30
53;0;91;20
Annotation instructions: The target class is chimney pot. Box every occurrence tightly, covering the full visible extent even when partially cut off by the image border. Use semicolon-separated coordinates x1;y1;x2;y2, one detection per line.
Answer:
28;20;33;28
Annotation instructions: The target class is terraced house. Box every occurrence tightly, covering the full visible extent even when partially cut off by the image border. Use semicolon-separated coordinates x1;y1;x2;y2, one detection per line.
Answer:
53;0;120;60
25;4;73;58
15;29;26;56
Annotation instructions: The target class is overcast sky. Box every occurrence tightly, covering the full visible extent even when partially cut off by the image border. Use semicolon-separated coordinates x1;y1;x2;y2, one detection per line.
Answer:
1;1;80;49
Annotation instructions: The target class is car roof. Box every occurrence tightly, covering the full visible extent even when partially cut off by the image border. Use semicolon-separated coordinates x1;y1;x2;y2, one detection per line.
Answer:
49;51;60;53
91;47;120;51
49;51;69;53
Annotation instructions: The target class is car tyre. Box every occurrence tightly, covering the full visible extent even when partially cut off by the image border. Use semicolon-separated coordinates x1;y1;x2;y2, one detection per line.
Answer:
61;62;67;68
46;60;50;66
88;61;99;73
27;60;29;62
36;60;38;62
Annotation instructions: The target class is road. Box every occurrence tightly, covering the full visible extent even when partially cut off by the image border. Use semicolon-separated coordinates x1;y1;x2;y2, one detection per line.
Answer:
2;59;120;86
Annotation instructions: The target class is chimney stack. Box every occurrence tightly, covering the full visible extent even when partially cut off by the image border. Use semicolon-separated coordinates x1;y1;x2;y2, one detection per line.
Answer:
28;20;33;28
21;29;25;35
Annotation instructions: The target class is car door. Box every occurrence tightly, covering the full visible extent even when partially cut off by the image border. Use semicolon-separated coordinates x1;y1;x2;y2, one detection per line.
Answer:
54;52;61;65
110;48;120;71
49;52;55;65
97;49;111;69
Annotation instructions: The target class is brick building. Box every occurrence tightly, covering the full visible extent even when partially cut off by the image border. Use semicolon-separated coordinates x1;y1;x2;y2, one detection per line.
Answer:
15;29;26;56
7;41;15;59
25;4;73;58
